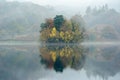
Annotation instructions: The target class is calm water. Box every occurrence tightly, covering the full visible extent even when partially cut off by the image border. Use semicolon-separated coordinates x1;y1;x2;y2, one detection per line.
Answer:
0;42;120;80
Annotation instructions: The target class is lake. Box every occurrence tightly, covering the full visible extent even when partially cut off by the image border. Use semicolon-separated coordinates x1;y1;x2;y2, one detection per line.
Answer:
0;42;120;80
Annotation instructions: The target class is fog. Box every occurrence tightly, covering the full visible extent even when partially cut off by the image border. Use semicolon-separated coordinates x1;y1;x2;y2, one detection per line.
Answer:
1;0;120;80
1;0;120;41
7;0;120;13
0;0;120;80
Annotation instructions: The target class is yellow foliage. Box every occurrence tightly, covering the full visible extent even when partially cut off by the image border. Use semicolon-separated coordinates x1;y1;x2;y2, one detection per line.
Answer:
50;51;56;62
50;27;57;37
59;31;74;42
60;49;65;57
59;47;74;58
64;31;73;42
60;31;64;39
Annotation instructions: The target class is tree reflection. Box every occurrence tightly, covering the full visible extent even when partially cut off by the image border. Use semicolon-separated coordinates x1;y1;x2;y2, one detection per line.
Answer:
39;45;120;79
39;45;86;72
84;45;120;80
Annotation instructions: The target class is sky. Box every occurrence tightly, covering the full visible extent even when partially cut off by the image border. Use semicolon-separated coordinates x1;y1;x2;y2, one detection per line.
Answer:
7;0;119;7
7;0;120;15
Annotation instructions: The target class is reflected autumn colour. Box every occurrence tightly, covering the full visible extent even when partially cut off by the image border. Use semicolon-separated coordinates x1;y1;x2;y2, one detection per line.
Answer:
39;15;86;72
39;45;86;72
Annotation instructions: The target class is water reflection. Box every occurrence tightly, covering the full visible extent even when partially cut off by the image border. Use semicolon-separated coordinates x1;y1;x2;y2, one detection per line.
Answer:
39;44;120;80
0;45;120;80
84;45;120;80
39;45;86;72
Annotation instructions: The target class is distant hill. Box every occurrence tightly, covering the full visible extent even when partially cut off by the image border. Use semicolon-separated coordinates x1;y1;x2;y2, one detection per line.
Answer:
84;6;120;41
0;1;56;40
1;2;120;41
87;24;120;41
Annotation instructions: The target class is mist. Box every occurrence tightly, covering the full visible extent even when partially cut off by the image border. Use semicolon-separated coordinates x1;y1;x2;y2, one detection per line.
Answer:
0;0;120;80
7;0;120;14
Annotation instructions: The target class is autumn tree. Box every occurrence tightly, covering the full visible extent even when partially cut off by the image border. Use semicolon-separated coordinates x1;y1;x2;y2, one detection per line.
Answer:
46;18;54;28
40;15;86;43
71;15;86;42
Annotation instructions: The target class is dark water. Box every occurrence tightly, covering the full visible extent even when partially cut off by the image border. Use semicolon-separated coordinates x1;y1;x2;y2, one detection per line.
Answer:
0;44;120;80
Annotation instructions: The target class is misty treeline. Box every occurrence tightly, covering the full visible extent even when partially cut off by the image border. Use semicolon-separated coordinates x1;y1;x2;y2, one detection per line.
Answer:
40;15;86;43
86;4;109;15
0;1;120;41
0;1;55;40
39;4;120;43
84;4;120;41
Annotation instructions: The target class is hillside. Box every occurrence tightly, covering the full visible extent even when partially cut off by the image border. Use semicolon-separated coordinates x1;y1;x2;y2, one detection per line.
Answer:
87;24;120;41
1;2;120;41
0;1;55;40
84;6;120;41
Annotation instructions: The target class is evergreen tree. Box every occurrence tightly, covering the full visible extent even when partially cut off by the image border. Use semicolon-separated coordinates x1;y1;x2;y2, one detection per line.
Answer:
54;15;65;31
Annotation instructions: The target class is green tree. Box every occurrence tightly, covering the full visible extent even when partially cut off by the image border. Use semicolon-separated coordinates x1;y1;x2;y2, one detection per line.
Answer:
54;15;65;31
40;23;47;30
